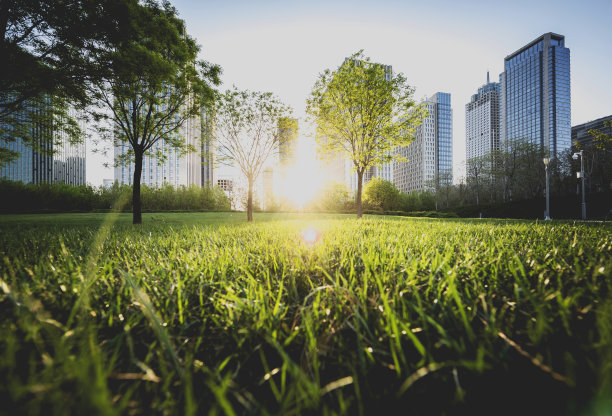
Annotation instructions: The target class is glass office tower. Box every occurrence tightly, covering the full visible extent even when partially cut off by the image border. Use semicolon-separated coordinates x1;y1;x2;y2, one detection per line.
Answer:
1;104;86;185
435;92;453;183
500;32;571;155
394;92;453;193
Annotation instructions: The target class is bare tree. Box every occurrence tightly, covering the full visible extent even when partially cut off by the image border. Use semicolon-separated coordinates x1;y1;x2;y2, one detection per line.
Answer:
213;88;292;222
466;155;487;206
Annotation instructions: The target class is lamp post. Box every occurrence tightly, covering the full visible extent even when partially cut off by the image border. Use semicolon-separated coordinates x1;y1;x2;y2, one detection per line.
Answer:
543;157;551;221
573;150;587;220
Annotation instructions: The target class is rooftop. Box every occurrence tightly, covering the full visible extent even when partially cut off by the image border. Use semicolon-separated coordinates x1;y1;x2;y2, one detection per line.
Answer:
504;32;565;61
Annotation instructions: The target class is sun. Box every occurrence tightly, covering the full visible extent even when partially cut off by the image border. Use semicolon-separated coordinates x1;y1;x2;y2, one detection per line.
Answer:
277;138;324;209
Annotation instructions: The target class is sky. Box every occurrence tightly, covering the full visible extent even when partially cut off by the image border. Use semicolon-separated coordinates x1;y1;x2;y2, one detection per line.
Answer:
87;0;612;186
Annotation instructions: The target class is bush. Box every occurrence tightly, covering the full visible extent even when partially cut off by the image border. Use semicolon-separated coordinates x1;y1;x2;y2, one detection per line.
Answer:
363;209;458;218
0;180;231;213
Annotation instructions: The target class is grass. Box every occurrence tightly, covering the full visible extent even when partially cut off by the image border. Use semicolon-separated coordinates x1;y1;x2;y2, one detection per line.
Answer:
0;212;611;415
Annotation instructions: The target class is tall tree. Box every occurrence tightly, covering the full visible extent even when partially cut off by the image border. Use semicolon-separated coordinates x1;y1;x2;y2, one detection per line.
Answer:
213;88;292;222
306;50;426;218
0;0;130;166
89;0;220;224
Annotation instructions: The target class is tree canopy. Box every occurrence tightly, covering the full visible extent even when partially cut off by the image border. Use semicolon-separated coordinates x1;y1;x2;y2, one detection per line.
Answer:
306;50;426;217
363;178;400;212
89;0;220;224
0;0;132;166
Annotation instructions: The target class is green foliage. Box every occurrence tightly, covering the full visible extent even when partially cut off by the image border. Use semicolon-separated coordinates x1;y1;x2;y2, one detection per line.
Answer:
88;0;221;224
579;121;612;193
398;190;437;211
0;0;135;166
0;180;230;213
309;181;353;212
0;213;610;414
306;50;427;216
363;178;400;211
0;95;84;167
587;120;612;151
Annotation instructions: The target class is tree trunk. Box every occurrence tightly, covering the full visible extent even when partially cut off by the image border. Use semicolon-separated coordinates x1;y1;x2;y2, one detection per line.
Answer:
247;178;253;222
132;149;143;224
356;169;364;218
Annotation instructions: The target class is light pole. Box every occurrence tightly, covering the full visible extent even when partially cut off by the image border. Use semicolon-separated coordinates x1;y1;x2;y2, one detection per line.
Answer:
573;150;587;220
543;157;551;221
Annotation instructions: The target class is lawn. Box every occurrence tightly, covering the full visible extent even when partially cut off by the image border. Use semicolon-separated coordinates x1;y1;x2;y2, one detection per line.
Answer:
0;212;611;415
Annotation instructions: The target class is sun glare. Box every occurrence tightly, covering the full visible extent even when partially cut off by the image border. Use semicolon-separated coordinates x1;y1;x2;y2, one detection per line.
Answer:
301;227;320;245
277;138;324;209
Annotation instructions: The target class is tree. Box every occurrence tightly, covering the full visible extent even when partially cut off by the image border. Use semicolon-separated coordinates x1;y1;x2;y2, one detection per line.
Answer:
582;120;612;192
363;178;400;211
89;0;220;224
213;88;292;222
466;155;488;206
0;0;129;166
306;50;426;218
313;181;351;212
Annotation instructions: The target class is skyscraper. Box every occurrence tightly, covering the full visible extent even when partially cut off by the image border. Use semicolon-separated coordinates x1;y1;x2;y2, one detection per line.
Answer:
394;92;452;193
466;72;501;161
201;110;215;186
500;33;571;155
0;105;86;185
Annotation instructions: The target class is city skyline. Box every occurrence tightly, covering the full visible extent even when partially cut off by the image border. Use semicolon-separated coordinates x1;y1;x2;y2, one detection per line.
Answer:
81;0;610;185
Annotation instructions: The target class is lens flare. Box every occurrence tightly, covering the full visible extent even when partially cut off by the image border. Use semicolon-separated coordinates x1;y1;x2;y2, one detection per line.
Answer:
301;227;320;245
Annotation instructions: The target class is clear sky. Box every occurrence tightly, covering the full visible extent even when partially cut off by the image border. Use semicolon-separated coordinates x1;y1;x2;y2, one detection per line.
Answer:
87;0;612;185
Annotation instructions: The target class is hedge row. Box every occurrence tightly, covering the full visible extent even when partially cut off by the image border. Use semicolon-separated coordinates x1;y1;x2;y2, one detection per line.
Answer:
0;180;230;213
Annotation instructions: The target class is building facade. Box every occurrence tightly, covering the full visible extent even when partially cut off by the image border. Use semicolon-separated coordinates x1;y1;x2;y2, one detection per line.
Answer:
115;109;211;188
394;92;452;193
466;72;501;161
500;32;571;156
1;105;86;185
571;115;612;147
201;110;215;186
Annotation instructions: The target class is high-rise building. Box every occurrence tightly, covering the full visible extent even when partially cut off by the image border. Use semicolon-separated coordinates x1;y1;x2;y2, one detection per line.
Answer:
500;32;571;155
0;105;86;185
115;110;206;187
374;158;393;183
394;92;452;193
571;115;612;147
466;72;501;161
201;110;215;186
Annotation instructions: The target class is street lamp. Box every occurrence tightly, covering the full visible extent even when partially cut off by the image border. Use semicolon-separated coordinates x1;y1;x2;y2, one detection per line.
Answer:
543;157;551;221
572;150;587;220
